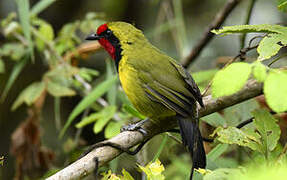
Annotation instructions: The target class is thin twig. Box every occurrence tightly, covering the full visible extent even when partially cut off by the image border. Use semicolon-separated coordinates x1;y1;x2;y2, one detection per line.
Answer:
202;39;259;96
236;117;254;129
268;53;287;67
63;41;102;62
182;0;242;67
12;32;29;46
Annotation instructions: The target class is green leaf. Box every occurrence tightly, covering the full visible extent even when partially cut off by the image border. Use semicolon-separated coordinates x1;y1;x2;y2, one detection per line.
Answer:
45;64;78;84
192;69;218;84
101;170;116;180
59;76;117;138
121;169;134;180
1;12;17;28
93;106;117;134
138;159;165;180
47;80;76;97
75;112;102;128
152;134;168;162
75;106;117;135
35;22;54;51
0;59;5;73
78;67;99;82
223;99;259;126
264;70;287;112
15;0;34;60
212;62;252;98
1;56;28;102
229;164;287;180
16;0;30;40
122;104;145;119
106;59;117;105
201;112;226;127
213;127;261;151
252;62;267;82
257;33;287;61
11;81;45;110
278;0;287;12
252;109;281;152
212;24;287;61
31;0;57;16
0;43;26;61
203;168;242;180
212;24;287;35
105;121;123;139
207;144;229;162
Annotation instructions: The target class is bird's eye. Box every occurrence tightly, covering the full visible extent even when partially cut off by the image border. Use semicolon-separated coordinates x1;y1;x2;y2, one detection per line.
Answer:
105;29;112;37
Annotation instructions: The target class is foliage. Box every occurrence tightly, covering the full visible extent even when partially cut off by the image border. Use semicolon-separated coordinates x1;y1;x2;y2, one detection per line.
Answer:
211;62;251;97
212;24;287;61
101;159;165;180
278;0;287;12
102;158;287;180
211;24;287;113
1;0;287;180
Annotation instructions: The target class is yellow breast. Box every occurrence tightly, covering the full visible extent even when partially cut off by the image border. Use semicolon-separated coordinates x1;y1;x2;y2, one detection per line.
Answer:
118;55;175;119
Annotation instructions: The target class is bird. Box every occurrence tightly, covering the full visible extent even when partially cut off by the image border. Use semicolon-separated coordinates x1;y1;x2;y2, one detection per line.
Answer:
86;21;206;179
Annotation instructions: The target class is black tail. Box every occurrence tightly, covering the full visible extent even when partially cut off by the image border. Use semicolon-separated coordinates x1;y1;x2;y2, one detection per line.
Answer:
178;118;206;180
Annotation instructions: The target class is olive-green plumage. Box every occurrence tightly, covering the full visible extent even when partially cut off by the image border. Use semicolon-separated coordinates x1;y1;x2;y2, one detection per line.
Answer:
89;22;206;179
108;22;203;119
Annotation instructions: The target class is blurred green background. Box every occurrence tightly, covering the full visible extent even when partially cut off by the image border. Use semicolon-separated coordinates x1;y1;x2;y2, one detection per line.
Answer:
0;0;286;179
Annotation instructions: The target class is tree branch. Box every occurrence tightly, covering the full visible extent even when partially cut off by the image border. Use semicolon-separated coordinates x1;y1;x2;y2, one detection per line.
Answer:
47;79;262;180
182;0;243;68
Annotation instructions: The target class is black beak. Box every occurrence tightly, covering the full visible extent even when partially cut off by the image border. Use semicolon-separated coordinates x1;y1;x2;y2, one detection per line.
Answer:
85;33;101;40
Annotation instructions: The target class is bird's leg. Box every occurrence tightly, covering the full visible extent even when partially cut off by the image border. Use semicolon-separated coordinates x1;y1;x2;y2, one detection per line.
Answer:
121;118;149;136
89;139;151;178
79;118;151;163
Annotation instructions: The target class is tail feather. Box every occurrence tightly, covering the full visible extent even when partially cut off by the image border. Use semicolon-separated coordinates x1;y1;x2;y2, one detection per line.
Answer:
178;118;206;180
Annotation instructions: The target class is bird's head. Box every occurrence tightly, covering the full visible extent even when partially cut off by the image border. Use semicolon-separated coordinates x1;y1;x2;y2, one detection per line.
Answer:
86;22;146;61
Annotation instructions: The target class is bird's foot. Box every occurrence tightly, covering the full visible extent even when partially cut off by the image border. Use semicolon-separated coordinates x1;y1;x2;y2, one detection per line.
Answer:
121;118;149;136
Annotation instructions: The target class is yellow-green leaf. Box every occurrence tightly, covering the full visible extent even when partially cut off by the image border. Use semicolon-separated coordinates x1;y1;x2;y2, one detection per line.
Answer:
36;22;54;50
264;70;287;112
138;159;165;180
257;34;287;61
47;80;76;97
75;112;102;128
212;62;252;98
213;127;261;151
121;169;134;180
203;168;242;180
252;62;267;82
201;112;226;127
122;104;145;119
212;24;287;35
192;69;218;84
252;109;280;152
12;81;45;110
93;106;116;134
59;76;117;138
105;121;122;139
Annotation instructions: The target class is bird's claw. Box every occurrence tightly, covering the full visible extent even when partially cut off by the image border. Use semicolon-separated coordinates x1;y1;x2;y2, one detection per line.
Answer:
121;119;149;136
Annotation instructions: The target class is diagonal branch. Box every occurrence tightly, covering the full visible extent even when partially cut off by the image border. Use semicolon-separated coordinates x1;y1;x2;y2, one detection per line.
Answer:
182;0;243;68
47;79;263;180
